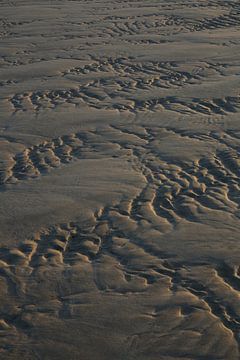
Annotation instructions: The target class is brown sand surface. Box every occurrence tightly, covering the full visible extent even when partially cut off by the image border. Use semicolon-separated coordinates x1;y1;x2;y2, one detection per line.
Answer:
1;1;240;359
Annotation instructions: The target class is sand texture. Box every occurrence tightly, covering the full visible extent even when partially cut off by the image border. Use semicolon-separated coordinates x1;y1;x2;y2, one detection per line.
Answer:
1;1;240;359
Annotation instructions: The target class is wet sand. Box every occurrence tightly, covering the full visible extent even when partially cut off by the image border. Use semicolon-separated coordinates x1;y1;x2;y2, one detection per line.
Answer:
1;1;240;359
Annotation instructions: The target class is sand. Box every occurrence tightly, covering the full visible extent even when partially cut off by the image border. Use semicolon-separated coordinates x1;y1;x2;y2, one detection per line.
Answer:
0;0;240;359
